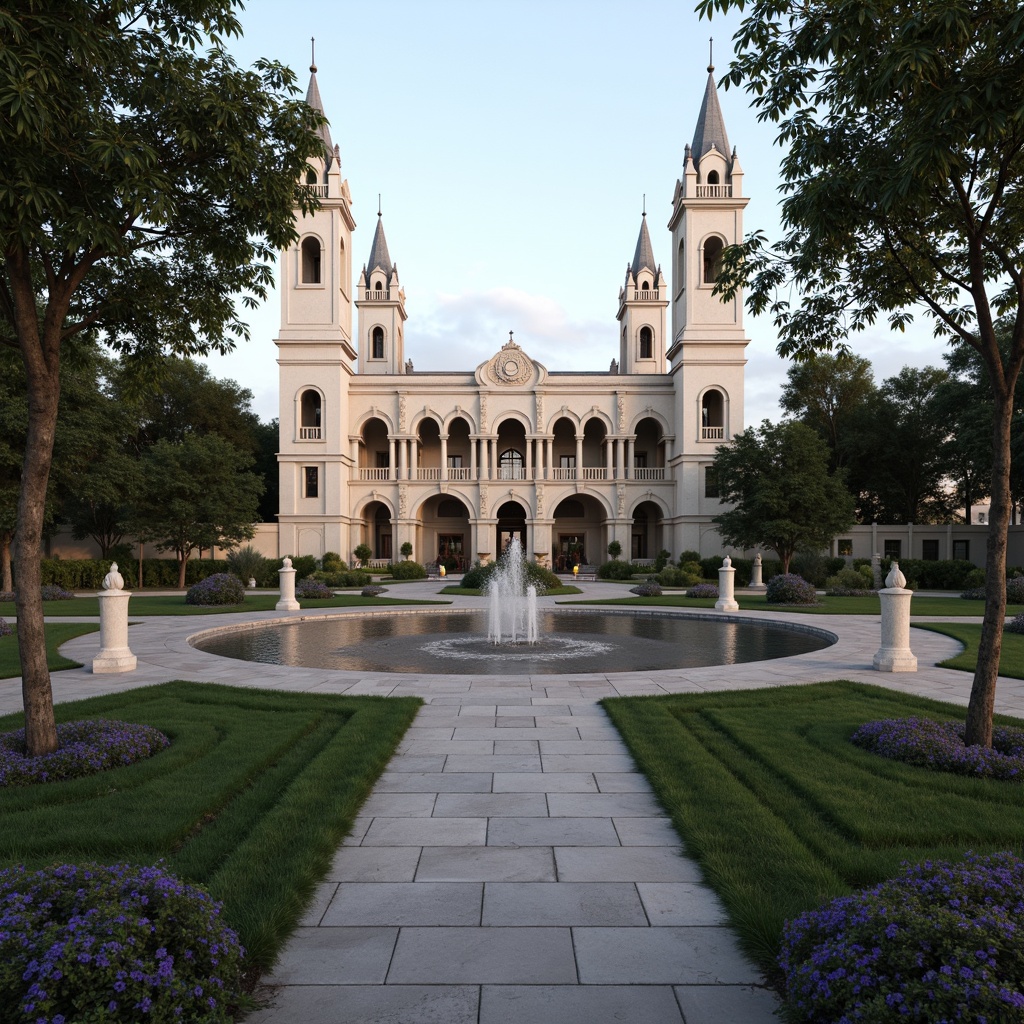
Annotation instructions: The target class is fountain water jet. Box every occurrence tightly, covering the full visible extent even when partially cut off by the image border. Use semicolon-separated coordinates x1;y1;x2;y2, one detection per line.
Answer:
486;537;539;644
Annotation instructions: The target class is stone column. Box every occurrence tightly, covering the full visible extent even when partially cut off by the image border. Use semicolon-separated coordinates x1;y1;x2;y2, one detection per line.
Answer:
715;555;739;611
440;435;449;481
874;561;917;672
749;552;767;590
469;437;478;479
93;563;137;673
616;438;625;479
575;436;583;478
480;438;489;480
397;439;407;481
388;438;396;480
525;438;533;480
605;439;613;477
277;556;300;611
546;439;554;479
626;439;635;479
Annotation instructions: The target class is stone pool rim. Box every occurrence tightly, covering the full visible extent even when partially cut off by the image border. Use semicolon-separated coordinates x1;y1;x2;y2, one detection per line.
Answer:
186;606;839;679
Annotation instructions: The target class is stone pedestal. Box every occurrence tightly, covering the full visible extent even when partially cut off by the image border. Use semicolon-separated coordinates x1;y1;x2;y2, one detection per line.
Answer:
277;557;300;611
92;589;137;673
749;553;767;590
873;561;917;672
715;555;739;611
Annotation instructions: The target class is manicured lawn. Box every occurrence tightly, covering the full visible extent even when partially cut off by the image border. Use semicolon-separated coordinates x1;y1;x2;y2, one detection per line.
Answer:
0;623;100;678
439;585;583;597
0;681;420;972
0;593;448;617
602;681;1024;981
567;593;1011;616
916;621;1024;678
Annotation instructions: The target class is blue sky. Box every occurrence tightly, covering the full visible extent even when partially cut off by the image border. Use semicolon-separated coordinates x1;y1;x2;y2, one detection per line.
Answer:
204;0;943;425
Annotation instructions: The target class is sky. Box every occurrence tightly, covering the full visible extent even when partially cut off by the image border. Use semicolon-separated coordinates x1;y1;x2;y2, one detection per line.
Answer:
203;0;946;426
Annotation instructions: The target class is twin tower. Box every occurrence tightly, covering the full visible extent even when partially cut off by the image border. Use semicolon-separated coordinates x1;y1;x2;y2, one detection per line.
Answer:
275;60;750;565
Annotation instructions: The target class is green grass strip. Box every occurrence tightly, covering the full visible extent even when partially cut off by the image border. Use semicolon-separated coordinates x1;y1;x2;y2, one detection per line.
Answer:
0;622;100;679
916;621;1024;678
601;680;1024;978
0;593;448;617
567;594;1011;616
0;681;421;972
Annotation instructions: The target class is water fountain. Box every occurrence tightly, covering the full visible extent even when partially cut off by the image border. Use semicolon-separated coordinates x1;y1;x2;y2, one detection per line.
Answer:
486;537;538;645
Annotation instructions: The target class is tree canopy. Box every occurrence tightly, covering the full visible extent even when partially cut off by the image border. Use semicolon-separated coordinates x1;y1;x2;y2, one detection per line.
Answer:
712;420;855;573
699;0;1024;746
1;0;325;755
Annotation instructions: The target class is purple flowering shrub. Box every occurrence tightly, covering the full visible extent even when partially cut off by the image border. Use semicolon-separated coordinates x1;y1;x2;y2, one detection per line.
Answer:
0;719;170;788
0;616;11;638
686;583;720;599
40;585;75;601
630;579;663;597
766;573;819;605
294;577;334;599
779;851;1024;1023
852;717;1024;781
1008;575;1024;604
361;585;386;597
185;573;246;606
0;862;244;1023
1007;613;1024;635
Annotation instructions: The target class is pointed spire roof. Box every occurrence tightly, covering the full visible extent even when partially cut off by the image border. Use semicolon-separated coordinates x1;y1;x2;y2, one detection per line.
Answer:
305;56;335;170
690;64;731;163
630;213;657;278
366;213;393;282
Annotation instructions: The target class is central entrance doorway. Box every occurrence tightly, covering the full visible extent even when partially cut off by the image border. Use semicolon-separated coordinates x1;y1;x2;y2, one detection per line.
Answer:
496;499;527;555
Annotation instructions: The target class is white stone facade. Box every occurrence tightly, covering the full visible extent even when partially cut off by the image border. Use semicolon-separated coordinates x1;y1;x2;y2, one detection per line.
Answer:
276;66;749;569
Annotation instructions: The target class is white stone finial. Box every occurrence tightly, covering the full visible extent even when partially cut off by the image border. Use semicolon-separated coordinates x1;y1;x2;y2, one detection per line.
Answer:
282;556;293;569
722;555;732;568
754;553;762;565
102;562;124;591
885;560;907;589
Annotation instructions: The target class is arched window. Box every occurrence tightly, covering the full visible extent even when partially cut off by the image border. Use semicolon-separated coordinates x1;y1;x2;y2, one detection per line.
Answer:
703;237;724;285
639;326;653;360
707;170;720;185
701;389;725;440
299;389;322;440
300;237;321;284
375;280;383;293
305;169;318;185
498;448;524;480
371;326;385;359
641;280;649;292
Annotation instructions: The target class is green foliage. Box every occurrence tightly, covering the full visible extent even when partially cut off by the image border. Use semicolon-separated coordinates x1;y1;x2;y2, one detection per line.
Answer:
712;420;856;573
597;559;639;580
462;560;560;593
893;559;983;591
399;541;414;559
353;543;372;565
386;560;427;580
185;573;246;606
320;552;347;573
790;552;846;588
311;569;372;588
606;540;622;560
765;573;819;605
602;681;1024;973
224;544;266;584
826;567;875;595
656;566;702;587
0;682;421;973
653;549;672;572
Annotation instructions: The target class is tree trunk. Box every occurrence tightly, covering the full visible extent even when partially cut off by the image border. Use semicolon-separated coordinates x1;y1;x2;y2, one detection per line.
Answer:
178;552;187;589
965;382;1014;747
1;531;12;593
15;351;61;757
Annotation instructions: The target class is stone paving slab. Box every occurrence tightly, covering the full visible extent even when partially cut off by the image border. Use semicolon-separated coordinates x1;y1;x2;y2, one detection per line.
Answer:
415;846;556;882
481;882;648;926
637;882;730;926
491;771;598;792
487;816;621;847
360;816;487;847
433;792;548;817
326;847;422;882
386;927;578;984
246;985;480;1024
554;846;704;882
479;985;684;1024
674;984;782;1024
264;927;398;985
320;882;483;926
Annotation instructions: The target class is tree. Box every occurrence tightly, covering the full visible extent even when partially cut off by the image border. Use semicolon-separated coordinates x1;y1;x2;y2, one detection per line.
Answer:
130;435;263;588
711;420;855;573
607;540;622;560
700;0;1024;746
780;353;875;471
0;2;324;755
400;541;413;560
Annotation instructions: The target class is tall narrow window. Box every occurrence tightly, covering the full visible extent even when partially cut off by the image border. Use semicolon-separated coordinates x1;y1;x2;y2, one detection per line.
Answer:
299;389;322;440
707;170;720;185
499;449;524;480
371;326;385;359
704;467;719;498
300;237;321;284
639;326;653;359
304;466;319;498
703;237;724;284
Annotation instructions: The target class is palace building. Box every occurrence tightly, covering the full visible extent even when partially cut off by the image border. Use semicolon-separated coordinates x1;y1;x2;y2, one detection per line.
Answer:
276;61;749;569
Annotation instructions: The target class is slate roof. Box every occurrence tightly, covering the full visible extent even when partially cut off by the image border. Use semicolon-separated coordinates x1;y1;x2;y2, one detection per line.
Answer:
690;69;731;163
366;215;393;281
630;214;657;278
305;69;335;170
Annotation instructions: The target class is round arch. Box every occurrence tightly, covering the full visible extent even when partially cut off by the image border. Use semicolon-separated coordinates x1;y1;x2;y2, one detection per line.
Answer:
493;410;533;433
544;409;582;434
351;493;397;520
409;409;444;434
442;409;478;433
353;409;396;435
627;409;672;436
410;487;476;520
579;409;614;434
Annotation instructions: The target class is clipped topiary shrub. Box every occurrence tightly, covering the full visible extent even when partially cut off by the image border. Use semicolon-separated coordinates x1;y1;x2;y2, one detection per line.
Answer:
294;578;334;600
313;569;372;588
825;567;877;596
686;583;719;599
653;549;672;572
185;573;246;606
1;719;169;788
321;551;347;573
765;573;818;605
779;851;1024;1024
387;560;427;580
851;716;1024;781
0;861;245;1023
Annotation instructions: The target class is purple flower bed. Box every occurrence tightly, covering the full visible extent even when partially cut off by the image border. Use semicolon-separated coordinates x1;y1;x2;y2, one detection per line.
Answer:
779;851;1024;1023
852;717;1024;781
766;573;819;605
0;719;170;788
361;585;386;597
185;573;245;606
40;585;75;601
630;581;663;597
1006;613;1024;635
294;577;334;600
0;862;244;1023
686;583;720;599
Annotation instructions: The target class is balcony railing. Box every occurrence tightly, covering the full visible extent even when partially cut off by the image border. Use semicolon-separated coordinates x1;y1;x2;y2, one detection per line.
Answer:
633;468;666;480
352;467;673;483
632;288;660;300
701;426;725;440
582;467;607;480
298;426;322;440
497;466;526;480
304;183;329;198
550;468;577;481
363;288;391;300
448;467;471;480
416;467;442;480
695;184;733;198
359;468;390;480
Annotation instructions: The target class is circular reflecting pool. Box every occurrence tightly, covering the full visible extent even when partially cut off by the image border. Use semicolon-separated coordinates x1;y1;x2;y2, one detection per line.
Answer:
194;610;833;676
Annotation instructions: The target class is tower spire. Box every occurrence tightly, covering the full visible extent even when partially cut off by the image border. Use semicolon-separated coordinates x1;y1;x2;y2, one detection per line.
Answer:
305;46;334;168
691;55;730;162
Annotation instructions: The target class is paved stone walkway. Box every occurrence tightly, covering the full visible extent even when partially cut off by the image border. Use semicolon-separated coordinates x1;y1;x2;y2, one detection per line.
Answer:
4;582;1024;1023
